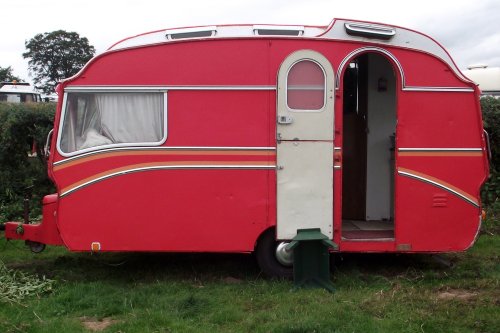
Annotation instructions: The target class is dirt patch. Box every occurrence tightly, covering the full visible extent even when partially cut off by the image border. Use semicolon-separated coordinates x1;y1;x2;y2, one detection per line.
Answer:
437;289;478;301
80;317;119;331
222;276;243;284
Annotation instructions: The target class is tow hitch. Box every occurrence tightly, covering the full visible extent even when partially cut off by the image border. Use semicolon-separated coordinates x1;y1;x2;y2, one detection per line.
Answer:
3;193;63;249
22;186;46;253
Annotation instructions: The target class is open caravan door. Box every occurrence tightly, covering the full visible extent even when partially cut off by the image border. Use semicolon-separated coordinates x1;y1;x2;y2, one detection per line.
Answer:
276;50;335;241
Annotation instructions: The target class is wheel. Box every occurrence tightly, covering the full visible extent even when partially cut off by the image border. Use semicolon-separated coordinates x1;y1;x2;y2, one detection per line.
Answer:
26;241;46;253
255;229;293;279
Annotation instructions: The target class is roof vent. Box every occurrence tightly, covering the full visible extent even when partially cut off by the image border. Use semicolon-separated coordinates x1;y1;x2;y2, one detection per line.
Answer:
344;22;395;40
253;25;304;36
165;26;217;40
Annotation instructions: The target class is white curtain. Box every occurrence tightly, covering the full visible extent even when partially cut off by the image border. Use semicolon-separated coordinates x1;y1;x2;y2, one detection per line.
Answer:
96;93;163;143
60;92;164;153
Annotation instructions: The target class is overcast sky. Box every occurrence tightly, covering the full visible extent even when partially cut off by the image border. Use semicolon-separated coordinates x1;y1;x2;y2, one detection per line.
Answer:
2;0;499;83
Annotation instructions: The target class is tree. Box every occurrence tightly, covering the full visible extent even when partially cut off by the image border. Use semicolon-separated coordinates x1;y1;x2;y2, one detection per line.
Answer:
23;30;95;94
0;66;21;82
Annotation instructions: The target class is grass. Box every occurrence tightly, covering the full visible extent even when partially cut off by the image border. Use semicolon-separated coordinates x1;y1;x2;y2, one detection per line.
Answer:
0;222;499;333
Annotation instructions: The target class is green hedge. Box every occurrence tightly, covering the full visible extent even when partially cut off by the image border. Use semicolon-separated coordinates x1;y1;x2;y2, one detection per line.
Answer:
480;97;500;206
0;103;56;222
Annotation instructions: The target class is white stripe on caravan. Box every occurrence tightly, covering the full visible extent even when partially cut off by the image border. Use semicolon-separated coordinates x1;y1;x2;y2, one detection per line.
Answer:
397;170;479;207
60;164;277;197
398;148;482;151
403;87;474;93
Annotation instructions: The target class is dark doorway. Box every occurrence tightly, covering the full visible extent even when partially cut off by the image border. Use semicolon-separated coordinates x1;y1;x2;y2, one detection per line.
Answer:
341;53;397;240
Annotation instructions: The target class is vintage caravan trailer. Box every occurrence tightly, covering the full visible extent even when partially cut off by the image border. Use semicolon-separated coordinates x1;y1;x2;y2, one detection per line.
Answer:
3;18;489;277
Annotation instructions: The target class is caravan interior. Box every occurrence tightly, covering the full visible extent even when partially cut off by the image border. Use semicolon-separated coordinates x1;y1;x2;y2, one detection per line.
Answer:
342;53;397;240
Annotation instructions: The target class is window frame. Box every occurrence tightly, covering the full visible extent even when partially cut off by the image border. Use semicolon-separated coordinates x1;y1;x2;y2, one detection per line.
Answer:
285;59;327;112
56;87;168;157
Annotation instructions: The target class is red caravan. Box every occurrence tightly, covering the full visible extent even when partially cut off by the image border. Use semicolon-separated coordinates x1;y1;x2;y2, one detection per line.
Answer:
4;18;489;277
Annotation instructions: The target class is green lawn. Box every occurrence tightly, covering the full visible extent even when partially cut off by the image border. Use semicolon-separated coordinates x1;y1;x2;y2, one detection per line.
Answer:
1;228;499;333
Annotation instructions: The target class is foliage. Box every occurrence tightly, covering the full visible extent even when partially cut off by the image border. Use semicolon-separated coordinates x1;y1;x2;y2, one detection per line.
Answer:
0;103;56;223
0;260;54;305
481;97;500;167
481;97;500;206
23;30;95;94
0;66;21;82
482;170;500;207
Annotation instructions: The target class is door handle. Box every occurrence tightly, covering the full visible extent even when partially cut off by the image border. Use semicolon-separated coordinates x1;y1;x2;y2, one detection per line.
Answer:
277;115;293;125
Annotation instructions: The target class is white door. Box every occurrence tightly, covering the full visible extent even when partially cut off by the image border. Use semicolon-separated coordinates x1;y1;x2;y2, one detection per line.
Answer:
276;50;335;240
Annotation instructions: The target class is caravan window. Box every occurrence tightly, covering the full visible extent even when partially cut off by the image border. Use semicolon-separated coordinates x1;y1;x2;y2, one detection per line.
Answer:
286;60;325;111
59;92;166;155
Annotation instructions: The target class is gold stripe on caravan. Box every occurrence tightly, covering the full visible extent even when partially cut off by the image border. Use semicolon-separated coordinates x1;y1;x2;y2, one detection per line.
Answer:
60;160;276;197
398;148;483;157
397;167;479;207
53;146;276;171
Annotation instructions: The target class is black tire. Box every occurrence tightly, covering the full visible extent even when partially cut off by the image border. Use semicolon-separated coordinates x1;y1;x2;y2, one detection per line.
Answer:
26;240;46;253
255;228;293;279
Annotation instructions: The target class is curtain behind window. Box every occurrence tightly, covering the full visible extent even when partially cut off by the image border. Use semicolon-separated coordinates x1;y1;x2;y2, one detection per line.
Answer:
60;92;164;154
97;93;163;143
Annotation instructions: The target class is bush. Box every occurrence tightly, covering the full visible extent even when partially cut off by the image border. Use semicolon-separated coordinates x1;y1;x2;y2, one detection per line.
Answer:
480;97;500;207
0;103;55;223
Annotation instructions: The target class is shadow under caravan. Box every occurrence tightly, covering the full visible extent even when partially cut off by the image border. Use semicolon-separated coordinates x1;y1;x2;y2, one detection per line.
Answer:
342;53;397;241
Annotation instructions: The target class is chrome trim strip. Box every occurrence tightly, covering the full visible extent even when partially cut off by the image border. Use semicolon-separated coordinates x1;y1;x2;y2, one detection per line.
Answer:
336;47;405;89
60;164;276;197
53;146;276;165
398;148;482;152
403;86;474;92
336;47;473;93
398;170;479;207
65;85;276;92
334;147;342;150
334;165;341;169
64;86;169;93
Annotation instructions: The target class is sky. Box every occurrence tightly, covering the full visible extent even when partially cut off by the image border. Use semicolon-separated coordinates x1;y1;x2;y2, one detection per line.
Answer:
2;0;500;83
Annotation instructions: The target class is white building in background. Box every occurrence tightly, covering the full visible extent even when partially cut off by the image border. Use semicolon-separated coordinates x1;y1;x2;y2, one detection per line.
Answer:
0;81;42;102
463;65;500;98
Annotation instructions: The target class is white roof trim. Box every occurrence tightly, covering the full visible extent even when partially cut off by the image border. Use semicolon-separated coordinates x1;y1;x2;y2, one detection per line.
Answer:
69;18;471;88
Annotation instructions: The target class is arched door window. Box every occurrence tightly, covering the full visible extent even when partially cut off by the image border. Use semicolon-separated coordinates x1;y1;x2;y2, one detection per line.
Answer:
286;60;325;111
